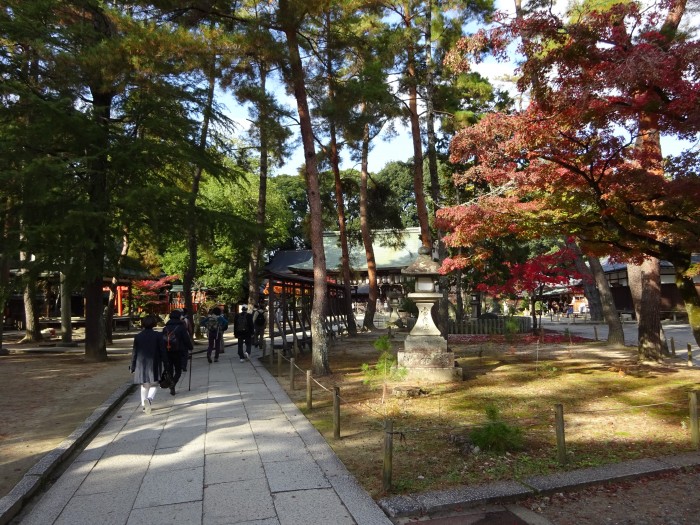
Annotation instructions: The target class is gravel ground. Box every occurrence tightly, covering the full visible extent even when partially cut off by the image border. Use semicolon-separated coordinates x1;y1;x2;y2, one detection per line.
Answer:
525;466;700;524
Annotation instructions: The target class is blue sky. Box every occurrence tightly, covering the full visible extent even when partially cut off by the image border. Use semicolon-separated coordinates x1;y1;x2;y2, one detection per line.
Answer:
220;0;697;176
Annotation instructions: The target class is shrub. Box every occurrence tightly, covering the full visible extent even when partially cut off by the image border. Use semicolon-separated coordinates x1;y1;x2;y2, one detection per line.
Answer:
504;316;520;344
470;405;524;454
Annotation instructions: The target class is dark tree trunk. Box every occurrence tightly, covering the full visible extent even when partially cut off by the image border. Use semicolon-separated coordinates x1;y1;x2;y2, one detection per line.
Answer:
184;62;216;327
104;232;129;345
675;267;700;347
628;262;643;322
0;199;11;355
630;258;667;360
60;272;72;343
566;240;603;321
455;271;464;321
22;277;41;343
83;90;112;362
588;254;625;345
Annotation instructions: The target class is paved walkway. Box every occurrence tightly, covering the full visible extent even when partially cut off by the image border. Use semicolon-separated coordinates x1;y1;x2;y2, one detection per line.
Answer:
8;346;392;525
539;317;699;357
4;320;700;525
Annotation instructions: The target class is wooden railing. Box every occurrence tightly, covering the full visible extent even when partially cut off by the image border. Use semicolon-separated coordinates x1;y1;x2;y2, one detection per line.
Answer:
447;316;532;335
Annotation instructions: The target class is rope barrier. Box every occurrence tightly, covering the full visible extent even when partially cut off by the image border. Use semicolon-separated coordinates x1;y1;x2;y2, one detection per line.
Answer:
263;356;692;441
336;393;392;421
311;376;333;393
567;401;686;414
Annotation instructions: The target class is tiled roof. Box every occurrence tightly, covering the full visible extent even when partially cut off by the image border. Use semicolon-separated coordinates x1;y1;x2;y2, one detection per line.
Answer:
288;228;423;273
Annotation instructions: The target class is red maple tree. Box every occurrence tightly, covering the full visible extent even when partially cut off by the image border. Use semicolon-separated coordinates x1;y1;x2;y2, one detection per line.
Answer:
438;0;700;350
476;247;583;332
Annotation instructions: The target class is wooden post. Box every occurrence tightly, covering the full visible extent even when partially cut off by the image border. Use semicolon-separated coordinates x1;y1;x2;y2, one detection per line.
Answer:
277;349;282;377
383;419;393;492
690;391;699;450
306;370;312;411
289;357;295;390
688;344;693;367
671;337;676;356
593;326;598;341
333;387;341;440
555;403;566;465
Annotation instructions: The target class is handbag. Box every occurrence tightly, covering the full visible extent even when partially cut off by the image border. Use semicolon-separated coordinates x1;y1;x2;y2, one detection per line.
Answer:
159;369;174;389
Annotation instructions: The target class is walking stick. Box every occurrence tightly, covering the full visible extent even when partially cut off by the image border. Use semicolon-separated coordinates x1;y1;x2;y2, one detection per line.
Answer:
188;351;193;391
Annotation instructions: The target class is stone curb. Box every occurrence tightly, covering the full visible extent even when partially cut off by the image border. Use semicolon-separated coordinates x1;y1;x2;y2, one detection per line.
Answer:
255;359;393;524
377;451;700;519
0;381;134;525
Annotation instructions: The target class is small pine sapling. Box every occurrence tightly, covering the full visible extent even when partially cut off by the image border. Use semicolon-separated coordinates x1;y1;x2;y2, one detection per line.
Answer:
361;335;407;402
470;405;524;454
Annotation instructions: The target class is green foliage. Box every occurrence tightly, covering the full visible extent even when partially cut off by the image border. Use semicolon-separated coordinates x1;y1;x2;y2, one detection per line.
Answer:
374;161;424;228
504;316;519;343
469;405;524;454
399;297;418;316
159;167;293;305
361;335;407;386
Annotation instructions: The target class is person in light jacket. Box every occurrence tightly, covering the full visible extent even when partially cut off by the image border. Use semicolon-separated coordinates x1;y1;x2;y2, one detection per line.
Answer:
130;315;167;414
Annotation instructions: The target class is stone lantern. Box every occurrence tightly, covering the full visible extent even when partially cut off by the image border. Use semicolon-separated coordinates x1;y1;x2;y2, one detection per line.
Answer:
398;246;462;382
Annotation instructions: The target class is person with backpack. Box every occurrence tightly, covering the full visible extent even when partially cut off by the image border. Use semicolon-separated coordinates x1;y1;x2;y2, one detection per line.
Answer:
252;303;266;348
202;306;228;363
233;305;254;362
162;310;193;395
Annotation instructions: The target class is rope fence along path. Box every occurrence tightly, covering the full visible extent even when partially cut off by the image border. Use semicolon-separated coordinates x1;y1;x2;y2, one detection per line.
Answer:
265;346;699;493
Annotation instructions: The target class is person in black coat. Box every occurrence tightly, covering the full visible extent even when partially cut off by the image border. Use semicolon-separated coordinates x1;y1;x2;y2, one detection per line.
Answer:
131;315;167;414
162;309;193;396
233;305;254;362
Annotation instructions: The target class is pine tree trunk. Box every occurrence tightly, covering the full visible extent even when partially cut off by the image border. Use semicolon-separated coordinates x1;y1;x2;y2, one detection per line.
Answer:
247;64;269;309
401;5;430;249
329;127;356;335
281;0;330;375
60;272;72;343
359;121;378;331
184;62;215;323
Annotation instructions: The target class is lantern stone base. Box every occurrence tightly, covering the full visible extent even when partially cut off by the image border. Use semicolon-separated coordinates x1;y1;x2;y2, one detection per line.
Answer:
398;336;463;382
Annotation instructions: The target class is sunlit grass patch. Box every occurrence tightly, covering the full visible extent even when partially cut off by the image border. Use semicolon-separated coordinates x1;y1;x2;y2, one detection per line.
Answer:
265;333;700;498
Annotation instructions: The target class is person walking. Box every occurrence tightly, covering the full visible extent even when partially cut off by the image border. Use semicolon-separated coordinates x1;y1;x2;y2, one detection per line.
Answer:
202;306;228;363
162;310;193;395
130;315;167;415
181;307;194;340
252;303;266;348
233;305;254;362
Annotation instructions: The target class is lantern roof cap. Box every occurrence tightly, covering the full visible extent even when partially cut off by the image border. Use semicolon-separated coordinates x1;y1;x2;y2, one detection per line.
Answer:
401;246;440;276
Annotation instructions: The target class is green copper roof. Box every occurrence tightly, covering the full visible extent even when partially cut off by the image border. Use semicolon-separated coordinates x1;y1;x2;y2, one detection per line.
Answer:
289;227;423;273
